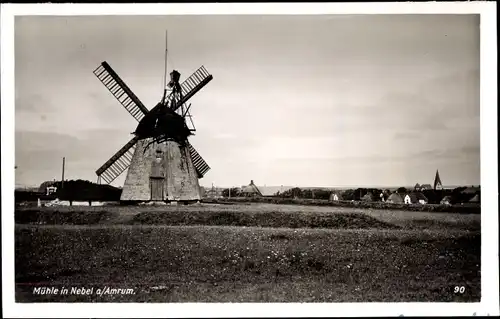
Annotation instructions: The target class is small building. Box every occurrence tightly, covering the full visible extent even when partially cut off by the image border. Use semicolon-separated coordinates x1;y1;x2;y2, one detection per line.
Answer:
329;192;343;202
420;184;433;191
204;187;224;199
38;180;58;195
440;196;453;206
46;186;57;195
404;192;428;205
469;194;480;203
380;189;392;202
260;189;278;197
386;193;404;204
361;192;375;202
379;190;391;202
241;180;263;197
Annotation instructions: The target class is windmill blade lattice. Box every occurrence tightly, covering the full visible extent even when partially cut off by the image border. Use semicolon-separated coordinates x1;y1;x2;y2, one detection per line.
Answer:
187;141;211;178
93;62;149;122
96;136;139;184
159;65;213;113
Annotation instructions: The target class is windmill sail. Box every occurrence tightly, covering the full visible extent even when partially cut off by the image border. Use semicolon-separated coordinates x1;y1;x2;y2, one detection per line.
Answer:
93;62;149;122
96;136;139;184
187;142;210;178
434;170;443;190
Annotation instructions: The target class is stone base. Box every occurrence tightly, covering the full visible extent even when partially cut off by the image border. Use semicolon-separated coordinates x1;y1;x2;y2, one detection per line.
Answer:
120;139;201;201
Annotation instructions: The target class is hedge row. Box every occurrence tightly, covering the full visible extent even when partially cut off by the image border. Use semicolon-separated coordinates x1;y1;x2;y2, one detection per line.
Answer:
203;197;481;214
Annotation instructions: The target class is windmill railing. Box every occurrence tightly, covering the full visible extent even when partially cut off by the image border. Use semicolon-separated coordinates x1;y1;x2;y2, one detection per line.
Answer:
159;65;213;113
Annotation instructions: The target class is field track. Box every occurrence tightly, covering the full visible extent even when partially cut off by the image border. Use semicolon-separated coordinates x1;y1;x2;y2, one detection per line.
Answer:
15;203;480;302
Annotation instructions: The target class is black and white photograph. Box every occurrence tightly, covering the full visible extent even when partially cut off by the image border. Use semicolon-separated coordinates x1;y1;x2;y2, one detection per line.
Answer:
1;2;498;317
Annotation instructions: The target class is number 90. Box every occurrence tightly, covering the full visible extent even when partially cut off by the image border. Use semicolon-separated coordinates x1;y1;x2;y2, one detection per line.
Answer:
454;286;465;293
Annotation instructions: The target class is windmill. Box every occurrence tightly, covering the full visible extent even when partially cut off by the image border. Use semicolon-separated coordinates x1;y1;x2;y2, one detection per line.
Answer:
92;39;213;203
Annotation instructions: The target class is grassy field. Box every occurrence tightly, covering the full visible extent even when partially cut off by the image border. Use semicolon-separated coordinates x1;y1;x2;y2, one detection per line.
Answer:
15;203;480;302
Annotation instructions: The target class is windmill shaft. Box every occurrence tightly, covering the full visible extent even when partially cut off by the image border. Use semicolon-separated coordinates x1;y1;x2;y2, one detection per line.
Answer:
150;65;213;115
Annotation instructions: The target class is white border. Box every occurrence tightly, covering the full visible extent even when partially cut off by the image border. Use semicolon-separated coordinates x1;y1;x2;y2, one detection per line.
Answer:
2;2;498;318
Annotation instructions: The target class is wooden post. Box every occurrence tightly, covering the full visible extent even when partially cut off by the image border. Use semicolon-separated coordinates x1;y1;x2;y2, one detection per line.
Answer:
61;157;65;189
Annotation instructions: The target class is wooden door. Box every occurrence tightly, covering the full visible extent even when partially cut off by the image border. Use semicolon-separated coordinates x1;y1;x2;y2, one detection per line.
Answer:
150;178;164;201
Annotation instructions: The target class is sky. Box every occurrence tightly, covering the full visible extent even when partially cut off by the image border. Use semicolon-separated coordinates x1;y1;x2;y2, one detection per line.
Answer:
14;14;480;188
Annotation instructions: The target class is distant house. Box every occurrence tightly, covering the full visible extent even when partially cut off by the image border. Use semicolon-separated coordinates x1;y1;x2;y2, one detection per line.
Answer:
461;187;480;198
420;184;433;191
329;192;343;202
378;191;390;202
204;187;223;199
38;180;57;194
379;190;391;202
469;193;480;203
259;187;279;197
241;180;263;197
46;186;57;195
440;196;453;206
361;192;375;202
386;193;404;204
462;187;478;194
404;192;428;205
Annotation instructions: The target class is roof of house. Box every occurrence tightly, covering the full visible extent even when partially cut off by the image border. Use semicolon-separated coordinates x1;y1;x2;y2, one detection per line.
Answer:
469;194;480;202
461;187;480;194
441;195;453;202
420;184;433;189
405;192;428;203
361;192;375;201
258;186;293;196
38;181;56;193
205;188;223;195
241;180;263;196
387;193;404;202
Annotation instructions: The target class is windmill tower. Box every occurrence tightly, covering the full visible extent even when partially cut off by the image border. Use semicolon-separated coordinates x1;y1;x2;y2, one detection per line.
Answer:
92;39;212;203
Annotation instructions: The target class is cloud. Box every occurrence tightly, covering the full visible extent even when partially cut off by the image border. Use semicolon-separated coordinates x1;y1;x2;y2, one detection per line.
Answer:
393;131;420;140
15;130;137;185
15;93;54;113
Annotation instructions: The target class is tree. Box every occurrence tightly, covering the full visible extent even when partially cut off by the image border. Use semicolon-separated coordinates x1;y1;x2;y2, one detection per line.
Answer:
397;187;407;194
314;189;331;200
282;187;302;198
354;188;368;201
341;189;356;201
55;179;121;201
222;187;240;197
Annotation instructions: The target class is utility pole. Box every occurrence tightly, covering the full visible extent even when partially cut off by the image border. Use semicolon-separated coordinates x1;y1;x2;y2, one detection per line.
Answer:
61;157;65;189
